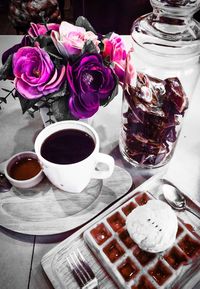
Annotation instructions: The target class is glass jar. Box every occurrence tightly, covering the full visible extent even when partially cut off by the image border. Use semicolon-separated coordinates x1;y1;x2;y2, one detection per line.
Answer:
119;0;200;168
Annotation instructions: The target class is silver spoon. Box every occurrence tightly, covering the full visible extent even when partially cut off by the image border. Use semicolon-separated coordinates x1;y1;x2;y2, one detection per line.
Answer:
162;181;200;220
0;172;12;192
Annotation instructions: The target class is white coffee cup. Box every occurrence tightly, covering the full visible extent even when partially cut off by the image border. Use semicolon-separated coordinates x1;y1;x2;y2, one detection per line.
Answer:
34;120;114;193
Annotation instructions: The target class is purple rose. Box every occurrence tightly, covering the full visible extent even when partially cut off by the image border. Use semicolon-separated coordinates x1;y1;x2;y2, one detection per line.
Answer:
13;44;65;99
67;53;116;118
28;23;60;38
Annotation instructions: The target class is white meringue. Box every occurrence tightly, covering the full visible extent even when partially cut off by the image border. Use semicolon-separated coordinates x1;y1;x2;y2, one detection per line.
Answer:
126;200;178;253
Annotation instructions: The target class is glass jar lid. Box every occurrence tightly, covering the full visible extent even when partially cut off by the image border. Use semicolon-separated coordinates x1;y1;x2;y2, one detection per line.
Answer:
132;0;200;57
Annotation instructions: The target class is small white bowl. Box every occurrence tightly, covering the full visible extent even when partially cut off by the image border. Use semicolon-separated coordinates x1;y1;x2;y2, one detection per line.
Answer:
4;151;44;189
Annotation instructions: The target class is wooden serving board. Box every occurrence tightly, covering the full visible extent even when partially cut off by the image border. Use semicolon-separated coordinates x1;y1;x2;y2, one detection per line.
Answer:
0;164;132;235
41;173;200;289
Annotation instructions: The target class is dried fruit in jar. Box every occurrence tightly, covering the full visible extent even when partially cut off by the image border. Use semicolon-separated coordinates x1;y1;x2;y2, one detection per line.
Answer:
122;72;188;166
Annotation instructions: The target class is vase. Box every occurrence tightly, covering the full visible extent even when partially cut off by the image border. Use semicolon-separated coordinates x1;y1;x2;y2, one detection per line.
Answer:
119;0;200;168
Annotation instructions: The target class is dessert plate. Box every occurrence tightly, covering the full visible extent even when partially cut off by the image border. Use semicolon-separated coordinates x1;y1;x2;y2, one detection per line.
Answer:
41;173;200;289
0;163;132;235
84;191;200;288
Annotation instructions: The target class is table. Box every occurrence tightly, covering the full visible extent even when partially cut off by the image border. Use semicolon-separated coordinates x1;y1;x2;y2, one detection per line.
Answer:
0;35;200;289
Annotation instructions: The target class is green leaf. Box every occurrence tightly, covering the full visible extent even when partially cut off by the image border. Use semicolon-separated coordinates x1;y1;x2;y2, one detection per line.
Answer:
51;95;77;121
103;55;112;67
0;55;13;80
35;35;52;49
1;88;11;93
12;92;17;99
46;111;53;116
27;110;35;118
17;81;68;115
32;104;40;111
46;49;63;62
0;97;7;103
29;36;35;46
81;40;98;55
45;119;55;124
45;81;68;101
99;41;104;53
34;34;65;65
43;42;64;62
17;91;40;114
75;16;96;34
104;32;113;39
44;45;63;59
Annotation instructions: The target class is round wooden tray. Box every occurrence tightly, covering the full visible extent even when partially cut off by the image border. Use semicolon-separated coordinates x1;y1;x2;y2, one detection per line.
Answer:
0;165;132;235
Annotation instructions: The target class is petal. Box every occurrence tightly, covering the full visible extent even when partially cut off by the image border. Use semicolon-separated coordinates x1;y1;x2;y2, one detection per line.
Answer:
13;46;54;86
28;23;43;37
51;30;68;57
62;40;82;56
42;66;65;92
59;21;85;38
113;62;125;83
102;39;113;59
66;63;77;94
47;23;60;32
15;78;42;99
69;93;99;119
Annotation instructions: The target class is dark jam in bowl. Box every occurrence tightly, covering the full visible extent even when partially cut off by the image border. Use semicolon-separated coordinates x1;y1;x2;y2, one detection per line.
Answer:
9;157;41;180
41;129;95;164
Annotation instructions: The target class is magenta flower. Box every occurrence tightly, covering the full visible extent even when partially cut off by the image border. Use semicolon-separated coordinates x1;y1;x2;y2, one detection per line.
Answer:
12;44;65;99
28;23;60;38
67;53;116;118
102;33;127;82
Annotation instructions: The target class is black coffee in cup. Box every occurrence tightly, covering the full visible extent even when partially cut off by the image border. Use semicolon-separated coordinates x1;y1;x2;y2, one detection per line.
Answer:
41;129;95;164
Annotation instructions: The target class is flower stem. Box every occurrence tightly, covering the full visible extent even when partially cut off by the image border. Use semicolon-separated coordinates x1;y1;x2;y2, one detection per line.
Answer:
0;88;15;109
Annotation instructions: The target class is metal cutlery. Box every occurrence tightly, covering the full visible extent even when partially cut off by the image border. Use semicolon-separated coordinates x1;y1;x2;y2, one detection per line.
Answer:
67;249;99;289
162;179;200;220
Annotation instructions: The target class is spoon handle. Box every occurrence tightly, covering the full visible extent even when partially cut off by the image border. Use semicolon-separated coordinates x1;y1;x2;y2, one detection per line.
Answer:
186;206;200;220
175;190;200;220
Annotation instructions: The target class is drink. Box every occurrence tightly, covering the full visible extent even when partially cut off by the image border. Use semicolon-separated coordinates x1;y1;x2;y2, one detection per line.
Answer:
9;157;41;180
4;151;44;189
41;129;95;164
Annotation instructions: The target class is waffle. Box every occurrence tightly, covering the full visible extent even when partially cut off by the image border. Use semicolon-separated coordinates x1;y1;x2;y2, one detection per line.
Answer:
83;191;200;289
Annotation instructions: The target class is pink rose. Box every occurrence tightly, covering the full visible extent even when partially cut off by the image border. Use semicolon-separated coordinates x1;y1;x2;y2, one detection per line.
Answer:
124;48;137;88
102;33;127;82
51;21;100;58
28;23;60;38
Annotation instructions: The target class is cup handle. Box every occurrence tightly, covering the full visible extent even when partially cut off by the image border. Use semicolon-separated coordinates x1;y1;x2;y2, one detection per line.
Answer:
92;153;115;179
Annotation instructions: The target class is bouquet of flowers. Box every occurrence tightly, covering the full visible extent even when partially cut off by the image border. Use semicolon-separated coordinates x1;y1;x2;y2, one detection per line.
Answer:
0;17;127;123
